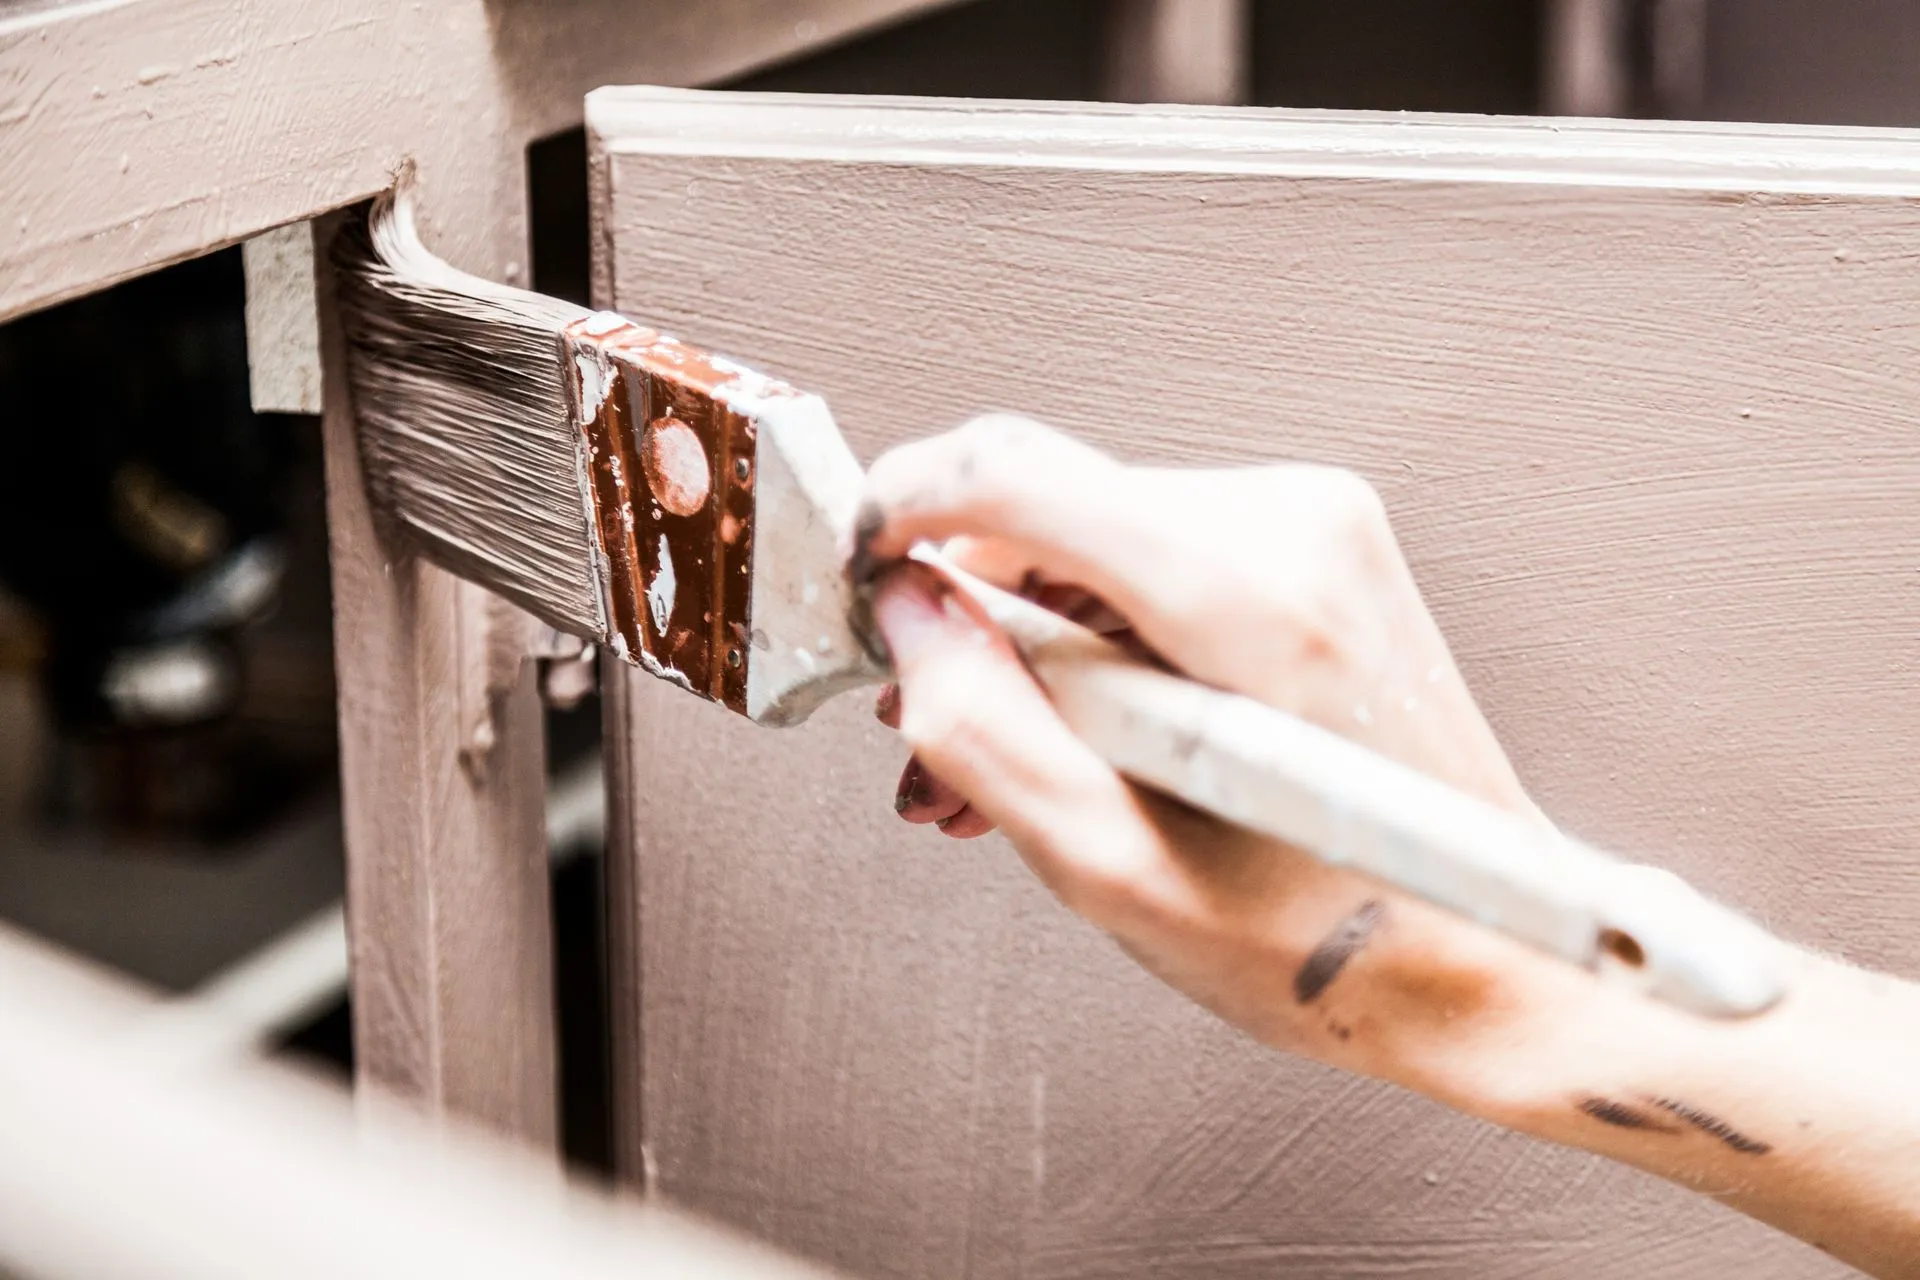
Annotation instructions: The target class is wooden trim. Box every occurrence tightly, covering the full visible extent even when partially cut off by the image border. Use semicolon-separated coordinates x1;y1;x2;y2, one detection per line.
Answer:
598;656;649;1188
317;200;559;1144
587;86;1920;193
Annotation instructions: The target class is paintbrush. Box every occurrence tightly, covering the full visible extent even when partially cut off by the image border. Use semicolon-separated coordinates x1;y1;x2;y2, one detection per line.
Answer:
333;189;1786;1019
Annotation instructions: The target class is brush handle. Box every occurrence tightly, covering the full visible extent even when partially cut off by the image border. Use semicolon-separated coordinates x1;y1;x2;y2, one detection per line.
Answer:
918;552;1787;1020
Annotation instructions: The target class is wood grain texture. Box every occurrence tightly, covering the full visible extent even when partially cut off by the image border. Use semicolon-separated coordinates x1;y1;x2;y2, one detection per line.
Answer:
592;92;1920;1276
0;0;961;324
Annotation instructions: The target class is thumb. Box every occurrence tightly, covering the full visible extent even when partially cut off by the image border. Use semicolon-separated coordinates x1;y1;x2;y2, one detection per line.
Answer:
872;563;1167;918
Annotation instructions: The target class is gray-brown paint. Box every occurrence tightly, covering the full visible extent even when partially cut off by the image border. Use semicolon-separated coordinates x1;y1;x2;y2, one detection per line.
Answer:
593;92;1916;1278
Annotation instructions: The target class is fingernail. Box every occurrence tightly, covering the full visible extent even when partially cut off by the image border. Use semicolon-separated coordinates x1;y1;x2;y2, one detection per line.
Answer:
871;564;964;666
936;805;994;839
894;759;921;813
874;683;900;725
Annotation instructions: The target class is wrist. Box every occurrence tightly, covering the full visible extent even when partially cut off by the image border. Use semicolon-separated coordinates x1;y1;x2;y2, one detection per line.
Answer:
1308;897;1624;1119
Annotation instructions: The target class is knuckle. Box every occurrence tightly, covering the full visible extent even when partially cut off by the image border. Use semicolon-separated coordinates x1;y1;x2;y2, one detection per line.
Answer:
1316;467;1390;541
944;415;1106;513
952;412;1054;455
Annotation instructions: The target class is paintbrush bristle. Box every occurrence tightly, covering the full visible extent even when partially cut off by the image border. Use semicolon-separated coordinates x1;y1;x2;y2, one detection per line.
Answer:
332;187;882;725
333;189;609;641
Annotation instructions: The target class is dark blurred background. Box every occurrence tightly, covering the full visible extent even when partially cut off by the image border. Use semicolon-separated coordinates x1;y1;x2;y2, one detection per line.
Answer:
0;0;1912;1176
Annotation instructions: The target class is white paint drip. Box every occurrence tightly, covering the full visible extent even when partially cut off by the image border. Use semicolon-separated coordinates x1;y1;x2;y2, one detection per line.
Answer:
711;369;787;411
574;351;608;425
633;647;695;694
579;310;627;337
647;533;677;636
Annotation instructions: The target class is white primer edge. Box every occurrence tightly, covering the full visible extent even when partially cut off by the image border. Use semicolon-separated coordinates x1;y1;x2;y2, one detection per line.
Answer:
588;87;1920;197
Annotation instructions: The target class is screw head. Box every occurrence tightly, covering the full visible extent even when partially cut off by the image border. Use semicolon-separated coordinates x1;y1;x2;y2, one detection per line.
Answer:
733;456;751;483
725;647;743;669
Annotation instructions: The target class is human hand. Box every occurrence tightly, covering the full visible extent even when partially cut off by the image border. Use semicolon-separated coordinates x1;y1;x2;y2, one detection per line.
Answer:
855;414;1553;1091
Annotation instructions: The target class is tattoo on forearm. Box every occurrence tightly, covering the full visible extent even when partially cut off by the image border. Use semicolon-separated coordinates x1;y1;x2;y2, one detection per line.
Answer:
1574;1094;1771;1155
1648;1097;1772;1155
1294;900;1386;1004
1578;1097;1681;1133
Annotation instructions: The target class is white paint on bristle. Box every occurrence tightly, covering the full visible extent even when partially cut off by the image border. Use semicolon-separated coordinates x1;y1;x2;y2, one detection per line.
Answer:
573;351;609;425
333;185;609;643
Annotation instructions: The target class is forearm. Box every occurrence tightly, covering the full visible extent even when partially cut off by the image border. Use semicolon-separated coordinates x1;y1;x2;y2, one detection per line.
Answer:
1423;944;1920;1278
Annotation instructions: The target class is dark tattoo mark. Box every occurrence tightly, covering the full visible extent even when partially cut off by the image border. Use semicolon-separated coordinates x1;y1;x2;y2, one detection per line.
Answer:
1294;900;1386;1004
1578;1097;1680;1133
1648;1097;1772;1155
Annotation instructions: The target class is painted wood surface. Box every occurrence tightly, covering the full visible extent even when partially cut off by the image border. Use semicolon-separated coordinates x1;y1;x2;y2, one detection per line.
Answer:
591;91;1920;1277
0;0;961;325
316;208;558;1142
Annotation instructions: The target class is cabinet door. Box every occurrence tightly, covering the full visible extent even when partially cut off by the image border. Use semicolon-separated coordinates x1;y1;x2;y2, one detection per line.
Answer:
590;89;1920;1279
